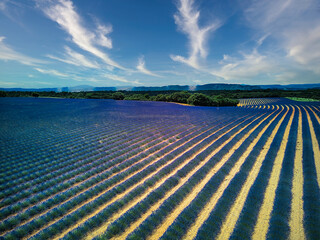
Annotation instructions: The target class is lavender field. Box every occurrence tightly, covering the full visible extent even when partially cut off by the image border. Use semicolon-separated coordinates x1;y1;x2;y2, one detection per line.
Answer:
0;97;319;240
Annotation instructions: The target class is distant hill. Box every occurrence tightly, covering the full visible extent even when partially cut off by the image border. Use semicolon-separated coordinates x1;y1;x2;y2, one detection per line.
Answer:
94;87;117;91
195;83;260;91
259;83;320;90
0;87;58;92
131;85;190;91
1;83;319;92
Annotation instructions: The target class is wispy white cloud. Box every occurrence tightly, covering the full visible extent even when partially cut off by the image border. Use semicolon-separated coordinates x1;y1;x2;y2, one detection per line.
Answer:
36;0;124;70
47;46;100;69
192;79;202;84
210;0;320;83
244;0;296;30
104;73;140;85
212;49;274;81
34;81;54;85
136;56;161;77
243;0;320;75
34;67;69;77
0;36;45;66
156;70;186;76
274;72;297;84
0;81;18;86
95;23;113;49
286;25;320;74
1;0;37;31
171;0;220;69
104;73;130;83
0;0;7;11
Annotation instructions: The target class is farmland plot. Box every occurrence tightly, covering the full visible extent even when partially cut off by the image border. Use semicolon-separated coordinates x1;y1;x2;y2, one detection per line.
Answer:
0;97;319;240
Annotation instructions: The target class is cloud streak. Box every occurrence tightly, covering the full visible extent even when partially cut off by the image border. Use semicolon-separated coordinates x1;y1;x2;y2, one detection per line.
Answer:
0;36;45;66
210;0;320;83
136;56;161;77
34;67;69;77
104;73;140;85
36;0;124;70
243;0;320;74
212;49;274;82
47;46;100;69
171;0;220;69
286;25;320;74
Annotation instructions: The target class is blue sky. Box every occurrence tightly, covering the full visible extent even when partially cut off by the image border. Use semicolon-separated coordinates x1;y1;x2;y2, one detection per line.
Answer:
0;0;320;88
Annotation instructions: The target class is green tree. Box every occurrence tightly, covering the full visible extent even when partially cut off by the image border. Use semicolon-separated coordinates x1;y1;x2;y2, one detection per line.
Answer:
167;91;191;103
111;92;125;100
144;93;150;99
0;91;7;97
154;94;167;102
31;92;40;98
124;94;148;101
187;93;213;106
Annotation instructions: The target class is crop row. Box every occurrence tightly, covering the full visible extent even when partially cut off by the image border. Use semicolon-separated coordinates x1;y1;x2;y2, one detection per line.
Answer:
0;121;123;169
95;105;282;239
24;112;255;240
138;105;286;240
0;120;167;183
0;121;186;205
0;112;240;238
0;122;196;234
68;110;271;239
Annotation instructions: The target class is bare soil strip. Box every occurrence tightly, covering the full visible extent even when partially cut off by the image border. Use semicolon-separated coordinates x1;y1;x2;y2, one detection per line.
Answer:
54;116;249;240
183;106;285;240
289;106;306;240
311;105;320;112
84;115;256;240
306;106;320;188
252;106;294;240
215;105;288;240
151;107;283;240
113;110;278;239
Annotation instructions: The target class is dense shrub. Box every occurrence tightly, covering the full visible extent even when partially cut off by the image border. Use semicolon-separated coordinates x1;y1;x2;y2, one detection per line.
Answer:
111;92;125;100
187;93;214;106
167;91;191;103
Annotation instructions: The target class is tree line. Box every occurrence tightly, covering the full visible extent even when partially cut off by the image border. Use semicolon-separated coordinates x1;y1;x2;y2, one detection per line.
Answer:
0;90;239;107
1;88;320;106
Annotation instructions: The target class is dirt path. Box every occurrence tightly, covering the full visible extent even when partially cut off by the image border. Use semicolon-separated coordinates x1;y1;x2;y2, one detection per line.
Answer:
183;106;283;240
312;105;320;112
215;105;288;240
289;106;306;240
150;107;282;240
252;105;294;240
